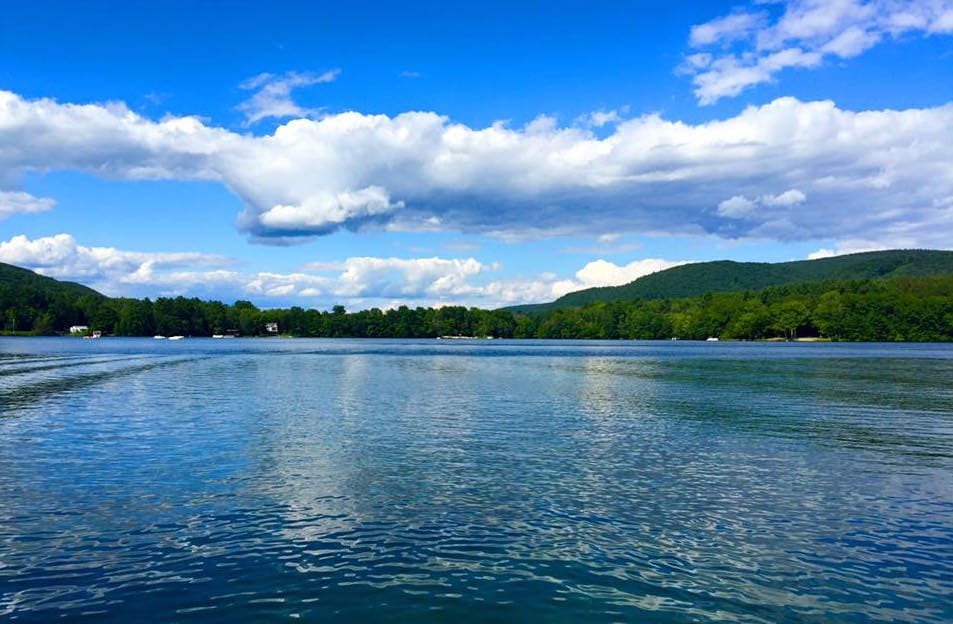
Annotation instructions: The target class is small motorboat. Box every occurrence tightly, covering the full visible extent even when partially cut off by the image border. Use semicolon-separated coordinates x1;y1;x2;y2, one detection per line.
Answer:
168;335;185;341
212;334;224;339
154;335;166;340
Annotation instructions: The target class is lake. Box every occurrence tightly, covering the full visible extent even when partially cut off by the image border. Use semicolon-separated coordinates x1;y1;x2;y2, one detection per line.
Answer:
1;338;951;622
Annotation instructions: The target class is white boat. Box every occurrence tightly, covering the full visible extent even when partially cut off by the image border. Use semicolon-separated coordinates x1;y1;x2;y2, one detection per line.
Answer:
706;337;720;342
168;335;185;341
212;334;224;339
153;335;166;340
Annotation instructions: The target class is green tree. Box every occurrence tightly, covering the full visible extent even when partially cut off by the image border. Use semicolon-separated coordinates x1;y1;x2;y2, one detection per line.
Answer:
771;300;810;340
813;291;844;339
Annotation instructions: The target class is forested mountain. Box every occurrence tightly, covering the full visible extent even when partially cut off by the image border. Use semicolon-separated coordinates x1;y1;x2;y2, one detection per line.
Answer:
0;262;102;299
0;262;106;334
2;255;953;341
507;249;953;314
519;275;953;342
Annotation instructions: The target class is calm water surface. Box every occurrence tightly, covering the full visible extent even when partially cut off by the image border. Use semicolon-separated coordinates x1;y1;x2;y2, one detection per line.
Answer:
1;338;951;622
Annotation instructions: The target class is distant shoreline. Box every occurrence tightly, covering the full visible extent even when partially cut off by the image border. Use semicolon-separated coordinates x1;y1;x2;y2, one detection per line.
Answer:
5;254;953;343
5;334;942;344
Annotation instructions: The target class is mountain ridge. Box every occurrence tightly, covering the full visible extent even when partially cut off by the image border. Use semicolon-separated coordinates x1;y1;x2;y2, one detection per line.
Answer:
1;253;952;340
0;261;105;299
504;249;953;314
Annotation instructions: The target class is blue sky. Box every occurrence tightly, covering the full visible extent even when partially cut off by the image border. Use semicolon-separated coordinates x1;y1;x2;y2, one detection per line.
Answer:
1;0;952;309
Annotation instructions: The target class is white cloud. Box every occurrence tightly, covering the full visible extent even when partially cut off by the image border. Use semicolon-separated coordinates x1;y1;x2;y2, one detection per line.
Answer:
717;195;759;218
762;189;807;207
0;233;231;289
0;190;55;221
237;69;340;125
683;0;953;104
575;107;629;128
2;90;953;249
479;258;688;306
807;248;837;259
0;233;688;308
0;233;494;304
310;256;490;298
934;8;953;31
573;258;687;288
690;11;767;47
717;189;807;218
821;25;883;56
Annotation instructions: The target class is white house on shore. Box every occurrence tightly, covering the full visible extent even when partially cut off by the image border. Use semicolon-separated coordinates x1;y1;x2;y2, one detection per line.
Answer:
69;325;89;335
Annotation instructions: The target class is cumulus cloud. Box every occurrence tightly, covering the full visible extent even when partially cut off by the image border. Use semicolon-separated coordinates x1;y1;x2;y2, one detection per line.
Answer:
237;69;340;125
571;258;686;289
306;256;491;298
0;233;687;308
0;233;232;288
763;189;807;207
480;258;688;306
717;189;806;218
0;233;494;304
807;248;837;259
0;190;55;221
683;0;953;104
2;90;953;249
717;195;758;218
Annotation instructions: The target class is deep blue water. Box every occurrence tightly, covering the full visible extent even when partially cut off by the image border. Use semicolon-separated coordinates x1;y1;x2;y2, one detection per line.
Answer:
1;338;951;622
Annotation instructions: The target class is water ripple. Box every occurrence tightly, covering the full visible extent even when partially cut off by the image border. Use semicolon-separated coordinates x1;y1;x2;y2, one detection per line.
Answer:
0;338;951;622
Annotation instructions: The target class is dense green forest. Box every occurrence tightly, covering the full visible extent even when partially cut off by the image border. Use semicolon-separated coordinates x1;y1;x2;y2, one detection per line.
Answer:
520;275;953;341
508;249;953;313
1;262;107;335
2;260;952;341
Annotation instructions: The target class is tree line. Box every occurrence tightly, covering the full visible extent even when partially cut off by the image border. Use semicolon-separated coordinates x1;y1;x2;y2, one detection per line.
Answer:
2;274;952;341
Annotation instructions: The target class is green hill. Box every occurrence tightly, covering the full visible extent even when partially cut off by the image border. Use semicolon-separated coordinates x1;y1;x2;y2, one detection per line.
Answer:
1;262;105;333
0;262;104;299
506;249;953;314
2;250;952;340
